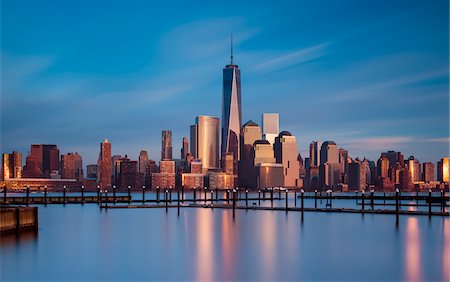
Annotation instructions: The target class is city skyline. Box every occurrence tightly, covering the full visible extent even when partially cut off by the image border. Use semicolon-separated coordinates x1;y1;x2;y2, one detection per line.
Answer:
1;0;449;167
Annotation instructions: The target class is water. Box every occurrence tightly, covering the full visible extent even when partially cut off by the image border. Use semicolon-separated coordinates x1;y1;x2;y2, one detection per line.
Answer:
1;194;449;281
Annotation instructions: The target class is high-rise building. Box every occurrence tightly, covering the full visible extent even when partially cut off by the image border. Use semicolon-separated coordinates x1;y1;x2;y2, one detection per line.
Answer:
98;139;112;189
181;159;205;189
2;151;22;180
338;148;349;183
320;141;339;165
407;156;421;183
274;131;300;187
262;113;279;144
309;141;322;167
348;160;367;191
253;140;276;165
86;164;98;179
377;156;390;179
61;152;83;181
119;159;140;190
422;162;434;182
255;163;284;189
161;130;173;160
224;153;234;175
181;137;189;160
138;150;149;175
381;151;405;169
239;120;262;187
221;38;242;172
151;160;175;189
437;157;449;184
23;144;60;178
190;116;220;172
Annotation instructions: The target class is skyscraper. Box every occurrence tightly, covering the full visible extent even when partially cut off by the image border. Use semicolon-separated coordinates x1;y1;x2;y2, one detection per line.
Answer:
61;152;83;181
2;151;22;179
437;157;449;184
262;113;279;144
98;139;112;189
320;141;339;165
239;120;262;187
319;141;340;189
181;137;189;160
138;150;149;175
309;141;322;167
407;156;421;183
161;130;173;160
190;116;220;172
274;131;300;187
422;162;434;182
23;144;60;178
221;37;242;172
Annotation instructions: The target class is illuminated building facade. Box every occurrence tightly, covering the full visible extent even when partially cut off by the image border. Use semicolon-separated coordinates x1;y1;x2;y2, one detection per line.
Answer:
98;139;112;189
161;130;173;160
274;131;300;187
190;116;220;172
422;162;434;182
239;120;262;187
2;151;22;180
437;157;449;184
261;113;279;144
61;152;83;181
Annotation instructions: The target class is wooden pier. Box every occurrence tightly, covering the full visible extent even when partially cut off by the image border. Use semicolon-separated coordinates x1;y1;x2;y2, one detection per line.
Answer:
0;206;38;234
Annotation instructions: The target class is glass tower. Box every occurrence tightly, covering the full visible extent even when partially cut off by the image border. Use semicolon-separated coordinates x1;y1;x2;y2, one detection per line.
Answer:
221;37;242;173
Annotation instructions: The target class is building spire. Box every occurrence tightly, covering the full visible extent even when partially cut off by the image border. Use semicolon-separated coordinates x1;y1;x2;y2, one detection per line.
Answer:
230;34;234;65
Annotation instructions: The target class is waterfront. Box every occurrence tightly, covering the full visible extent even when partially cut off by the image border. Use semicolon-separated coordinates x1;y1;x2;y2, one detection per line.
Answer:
1;200;449;281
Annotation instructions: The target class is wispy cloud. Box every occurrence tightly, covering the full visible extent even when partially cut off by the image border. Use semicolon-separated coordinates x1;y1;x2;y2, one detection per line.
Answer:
340;136;415;151
421;137;450;143
251;42;330;73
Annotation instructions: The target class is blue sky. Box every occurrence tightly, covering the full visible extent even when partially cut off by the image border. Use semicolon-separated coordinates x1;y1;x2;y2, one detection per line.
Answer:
1;0;449;166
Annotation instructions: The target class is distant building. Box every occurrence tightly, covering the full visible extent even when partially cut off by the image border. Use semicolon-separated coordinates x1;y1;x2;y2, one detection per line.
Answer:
86;164;98;179
239;120;262;188
407;156;421;182
437;157;449;184
422;162;434;182
377;156;392;190
348;160;367;191
261;113;279;144
2;151;22;180
151;160;175;189
208;171;235;189
23;144;60;178
274;131;300;187
119;159;141;190
161;130;173;160
255;163;284;189
97;139;112;189
138;150;149;176
190;116;220;172
224;153;234;175
399;165;414;191
309;141;322;167
181;137;189;160
318;141;340;189
181;159;205;189
221;44;242;174
338;148;349;183
61;152;83;181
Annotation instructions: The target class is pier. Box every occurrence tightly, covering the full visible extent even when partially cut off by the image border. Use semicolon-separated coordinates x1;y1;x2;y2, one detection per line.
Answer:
0;206;38;234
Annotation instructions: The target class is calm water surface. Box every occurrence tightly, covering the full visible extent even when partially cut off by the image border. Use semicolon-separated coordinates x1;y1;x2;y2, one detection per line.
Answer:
1;194;449;281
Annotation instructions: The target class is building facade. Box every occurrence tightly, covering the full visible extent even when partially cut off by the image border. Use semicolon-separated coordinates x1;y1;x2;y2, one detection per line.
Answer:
261;113;279;144
190;116;220;173
274;131;300;187
238;120;262;187
2;151;22;180
97;139;112;189
61;152;83;181
161;130;173;160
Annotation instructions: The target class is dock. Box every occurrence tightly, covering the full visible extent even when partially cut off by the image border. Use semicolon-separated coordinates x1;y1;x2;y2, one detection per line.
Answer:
0;206;38;235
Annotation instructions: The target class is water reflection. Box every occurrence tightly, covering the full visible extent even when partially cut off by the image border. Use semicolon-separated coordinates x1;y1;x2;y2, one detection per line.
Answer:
221;211;235;281
443;219;449;280
196;209;214;281
0;231;38;247
260;212;276;281
405;217;422;281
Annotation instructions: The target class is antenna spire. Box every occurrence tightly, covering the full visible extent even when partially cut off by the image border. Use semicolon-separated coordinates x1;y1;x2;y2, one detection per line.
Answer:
230;34;234;65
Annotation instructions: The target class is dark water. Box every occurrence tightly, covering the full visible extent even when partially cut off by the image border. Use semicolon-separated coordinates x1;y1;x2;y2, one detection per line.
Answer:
1;194;449;281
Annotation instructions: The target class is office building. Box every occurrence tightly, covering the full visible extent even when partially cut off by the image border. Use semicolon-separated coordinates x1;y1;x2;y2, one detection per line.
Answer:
23;144;60;178
208;171;235;189
262;113;279;144
181;159;205;189
97;139;112;189
61;152;83;181
407;156;421;183
309;141;322;167
190;116;220;172
239;120;262;187
181;137;189;160
437;157;449;184
151;160;175;189
2;151;22;180
274;131;300;187
119;159;140;190
348;160;367;191
161;130;173;160
422;162;434;182
86;164;98;179
255;163;284;189
138;150;149;175
221;38;242;172
320;141;339;165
